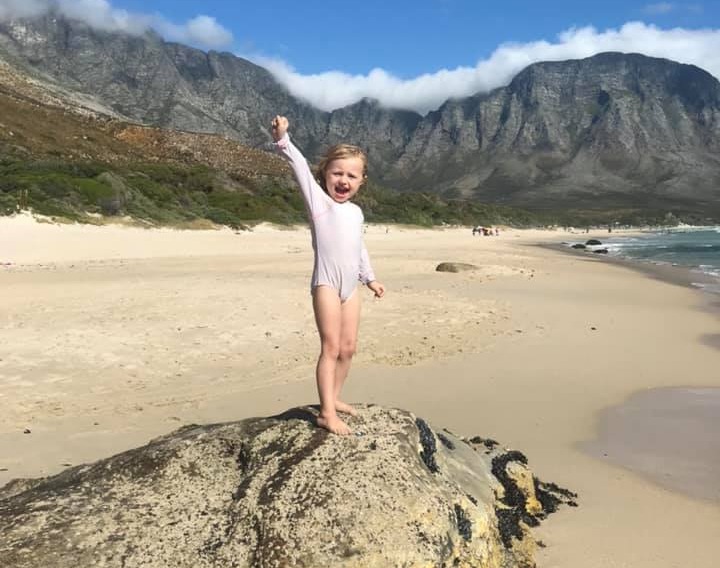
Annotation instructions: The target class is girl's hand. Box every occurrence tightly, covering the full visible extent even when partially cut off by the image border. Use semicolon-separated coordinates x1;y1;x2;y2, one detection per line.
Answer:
368;281;385;299
271;115;289;141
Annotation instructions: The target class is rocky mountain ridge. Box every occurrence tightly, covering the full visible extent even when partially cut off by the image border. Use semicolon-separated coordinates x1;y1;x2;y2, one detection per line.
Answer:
0;56;288;177
1;13;719;215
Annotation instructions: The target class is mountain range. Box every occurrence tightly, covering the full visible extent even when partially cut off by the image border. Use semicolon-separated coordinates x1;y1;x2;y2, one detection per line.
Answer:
1;13;719;218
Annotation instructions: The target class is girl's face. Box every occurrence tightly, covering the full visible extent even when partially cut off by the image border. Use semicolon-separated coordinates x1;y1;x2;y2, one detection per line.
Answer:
323;157;365;203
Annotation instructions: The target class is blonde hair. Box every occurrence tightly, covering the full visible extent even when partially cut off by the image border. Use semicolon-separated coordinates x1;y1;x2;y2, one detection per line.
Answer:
315;144;368;191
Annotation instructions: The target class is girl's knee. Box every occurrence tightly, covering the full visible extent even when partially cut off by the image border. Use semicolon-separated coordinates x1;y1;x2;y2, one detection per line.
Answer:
339;340;357;361
320;342;341;360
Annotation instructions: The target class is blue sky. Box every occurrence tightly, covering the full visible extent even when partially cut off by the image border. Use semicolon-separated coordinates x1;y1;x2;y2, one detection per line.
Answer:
1;0;719;113
108;0;719;76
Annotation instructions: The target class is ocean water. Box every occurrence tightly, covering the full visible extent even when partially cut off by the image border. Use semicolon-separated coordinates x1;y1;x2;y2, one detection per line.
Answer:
572;227;720;295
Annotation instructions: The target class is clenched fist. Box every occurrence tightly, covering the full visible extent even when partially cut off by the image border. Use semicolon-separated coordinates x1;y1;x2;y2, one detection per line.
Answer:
271;115;289;141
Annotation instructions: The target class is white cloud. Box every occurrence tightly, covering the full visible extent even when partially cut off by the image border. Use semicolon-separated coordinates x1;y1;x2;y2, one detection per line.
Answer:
56;0;150;34
0;0;49;20
251;22;720;114
643;3;676;14
184;15;232;49
156;15;233;49
0;0;233;49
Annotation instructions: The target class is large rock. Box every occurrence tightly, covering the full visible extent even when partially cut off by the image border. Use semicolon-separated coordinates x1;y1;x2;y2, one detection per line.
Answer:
0;405;576;567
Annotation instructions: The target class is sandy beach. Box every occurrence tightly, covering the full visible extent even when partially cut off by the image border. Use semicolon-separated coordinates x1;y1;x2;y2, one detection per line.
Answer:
2;213;719;567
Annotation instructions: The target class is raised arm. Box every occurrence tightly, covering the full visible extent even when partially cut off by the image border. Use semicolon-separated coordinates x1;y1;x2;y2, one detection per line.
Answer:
270;115;328;215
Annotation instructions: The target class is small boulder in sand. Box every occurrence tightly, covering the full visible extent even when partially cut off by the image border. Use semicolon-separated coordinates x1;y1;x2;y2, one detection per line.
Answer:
436;262;478;273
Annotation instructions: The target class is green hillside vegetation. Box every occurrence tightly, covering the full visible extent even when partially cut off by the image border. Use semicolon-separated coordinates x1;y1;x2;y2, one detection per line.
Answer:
0;156;550;228
0;158;297;227
1;156;700;229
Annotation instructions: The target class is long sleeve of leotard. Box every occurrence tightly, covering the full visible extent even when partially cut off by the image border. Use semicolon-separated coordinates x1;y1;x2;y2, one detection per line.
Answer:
273;133;329;217
359;243;376;284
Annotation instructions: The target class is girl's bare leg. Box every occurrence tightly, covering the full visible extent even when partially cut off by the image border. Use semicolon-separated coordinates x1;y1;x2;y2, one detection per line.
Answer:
334;289;361;416
312;286;351;435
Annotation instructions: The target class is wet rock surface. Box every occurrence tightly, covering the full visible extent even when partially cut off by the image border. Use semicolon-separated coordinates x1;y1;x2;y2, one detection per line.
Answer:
0;405;575;567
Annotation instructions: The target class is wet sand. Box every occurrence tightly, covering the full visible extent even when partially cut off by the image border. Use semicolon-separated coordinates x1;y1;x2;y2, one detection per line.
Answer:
581;387;720;504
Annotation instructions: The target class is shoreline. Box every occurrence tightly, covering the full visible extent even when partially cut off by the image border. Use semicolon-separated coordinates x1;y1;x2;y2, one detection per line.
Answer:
538;234;720;361
545;237;720;351
1;217;719;567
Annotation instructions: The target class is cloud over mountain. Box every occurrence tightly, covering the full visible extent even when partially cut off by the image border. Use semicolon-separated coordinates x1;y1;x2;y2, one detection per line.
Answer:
1;1;718;114
253;22;720;114
0;0;233;49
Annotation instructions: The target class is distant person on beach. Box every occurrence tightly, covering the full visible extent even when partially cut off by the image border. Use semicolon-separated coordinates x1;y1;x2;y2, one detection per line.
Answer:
270;115;386;435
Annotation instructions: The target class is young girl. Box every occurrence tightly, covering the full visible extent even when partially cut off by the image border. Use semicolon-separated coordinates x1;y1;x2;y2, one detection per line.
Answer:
271;115;385;435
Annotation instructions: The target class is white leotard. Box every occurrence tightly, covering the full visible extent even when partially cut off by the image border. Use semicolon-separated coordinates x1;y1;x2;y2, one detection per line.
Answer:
275;133;376;301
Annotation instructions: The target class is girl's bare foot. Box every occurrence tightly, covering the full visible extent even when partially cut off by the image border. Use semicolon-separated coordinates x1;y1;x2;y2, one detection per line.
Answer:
334;400;357;416
317;413;351;435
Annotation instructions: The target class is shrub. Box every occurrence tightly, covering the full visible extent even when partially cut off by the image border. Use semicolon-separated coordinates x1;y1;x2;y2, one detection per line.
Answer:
76;178;115;204
205;206;241;229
